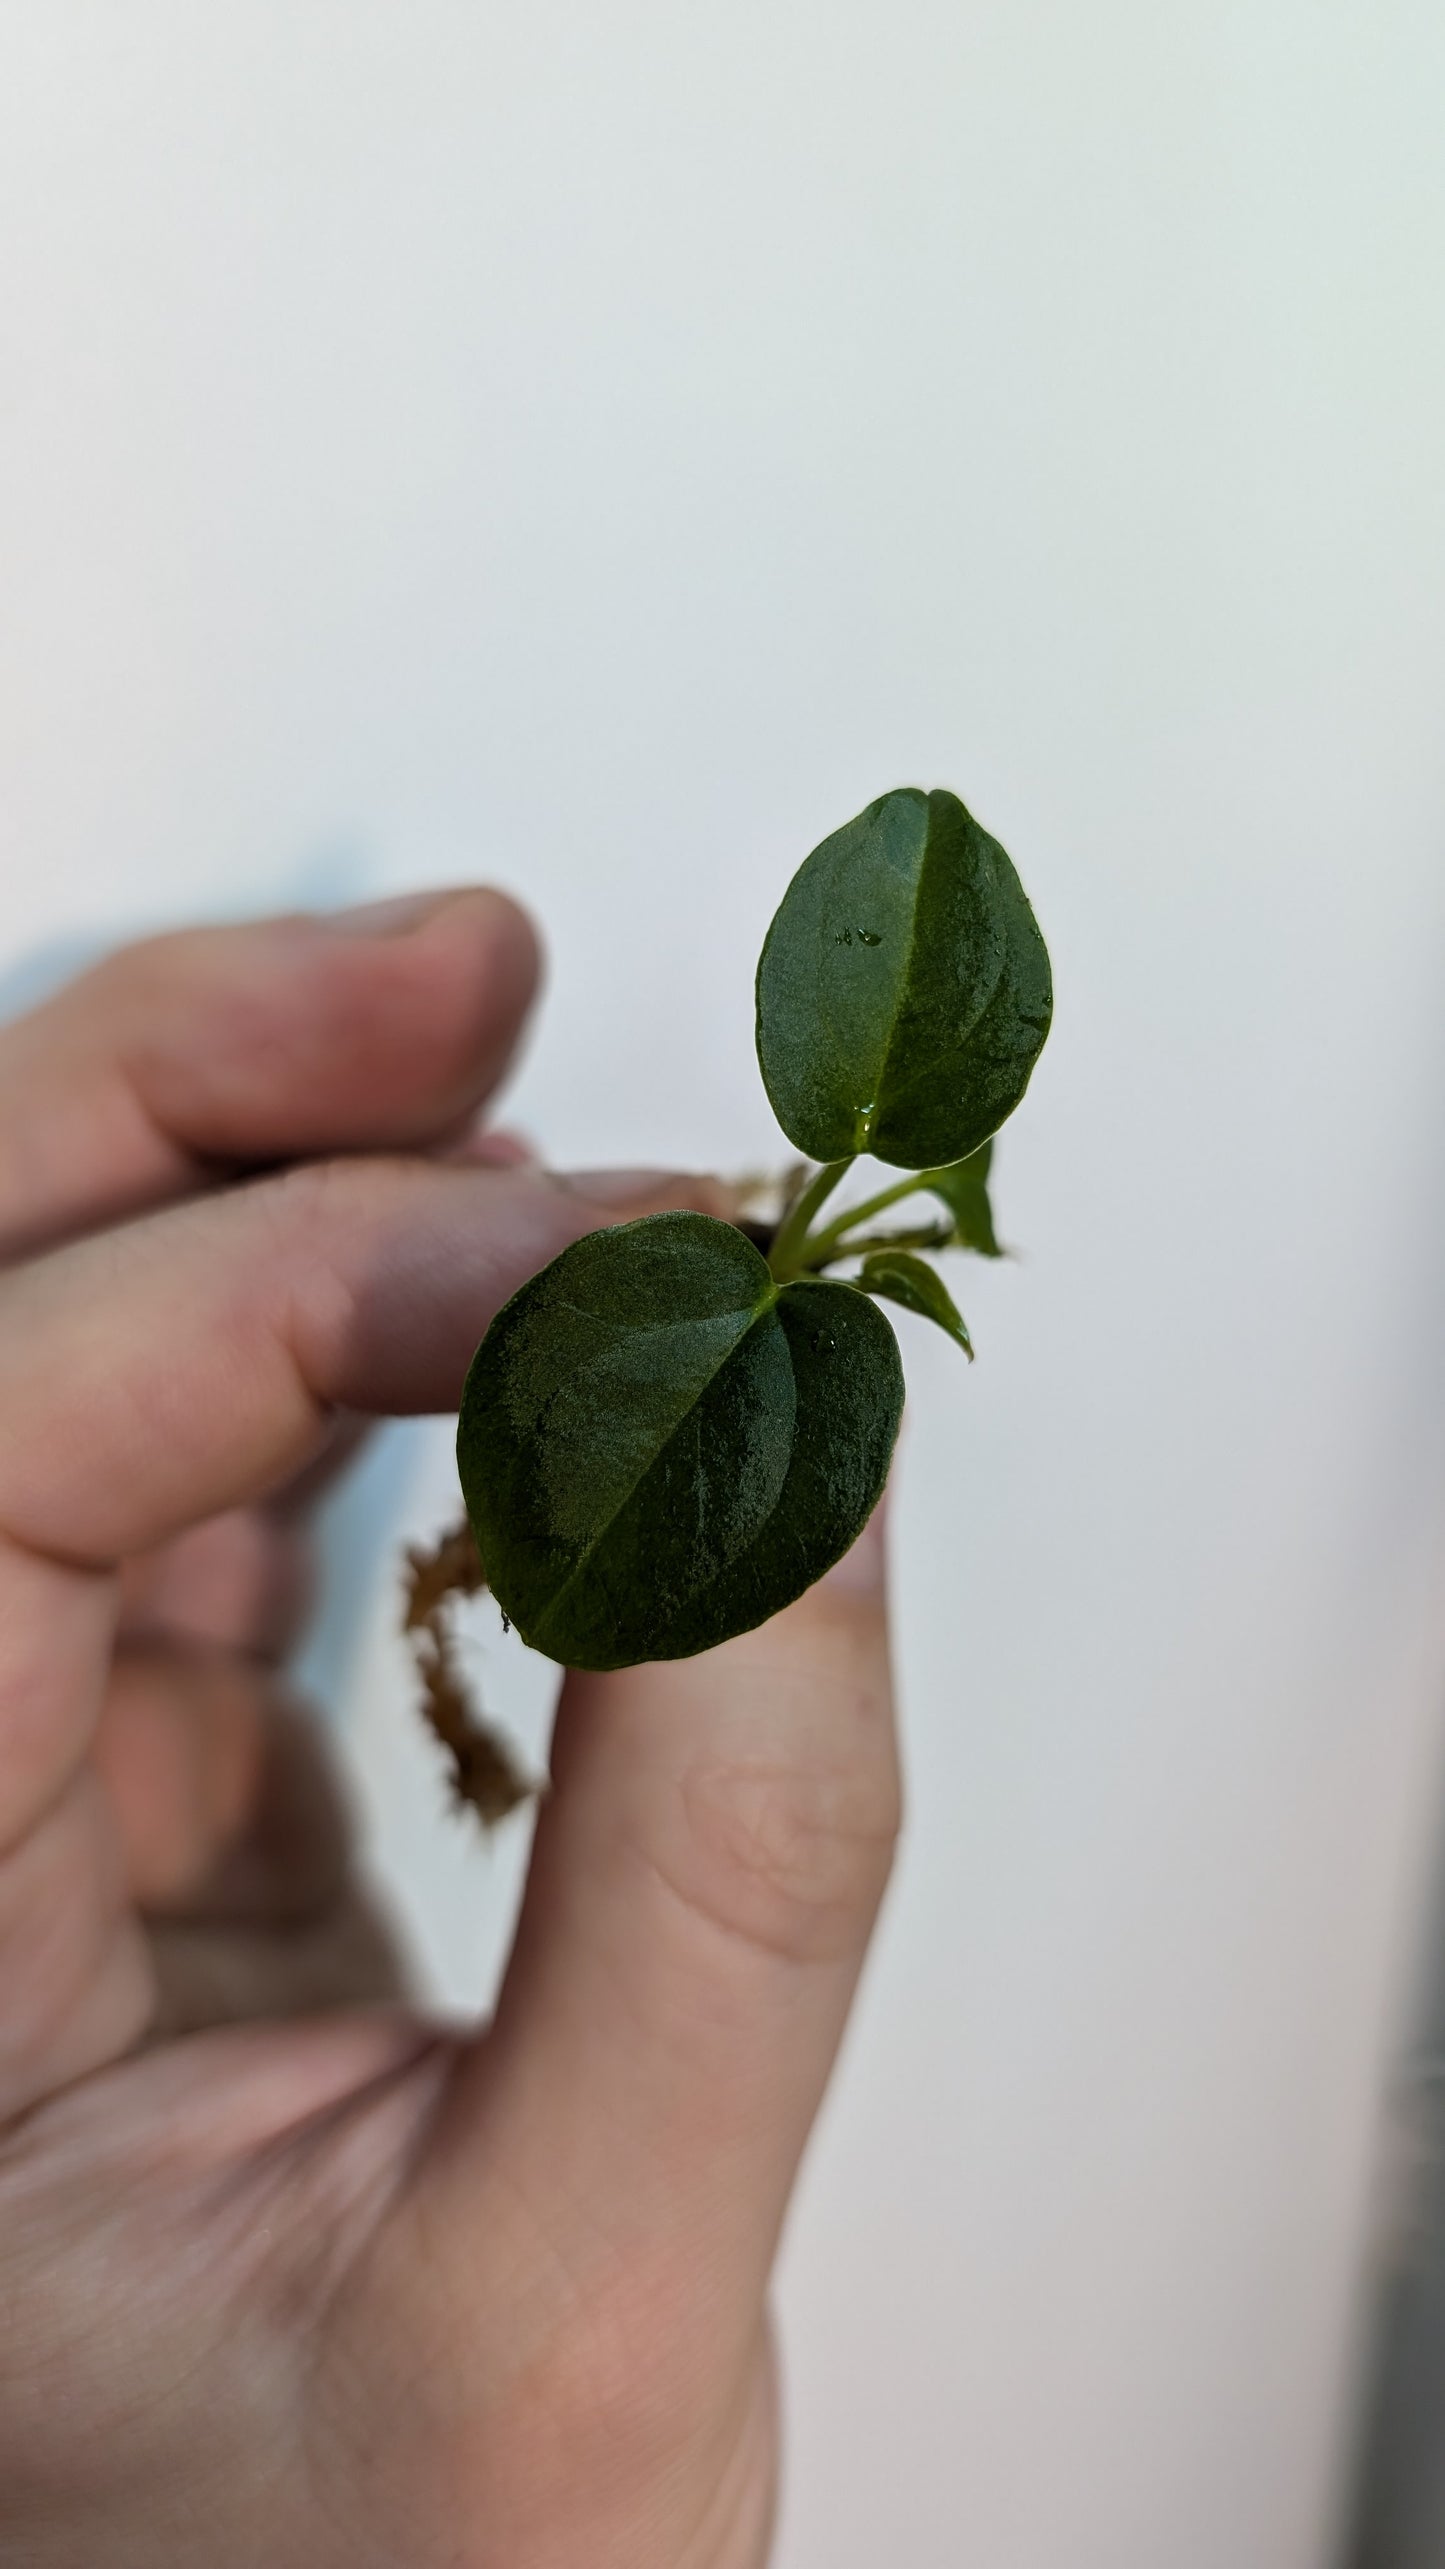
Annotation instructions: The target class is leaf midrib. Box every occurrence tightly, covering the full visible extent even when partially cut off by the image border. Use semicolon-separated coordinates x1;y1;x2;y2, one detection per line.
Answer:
529;1285;783;1650
869;803;1009;1137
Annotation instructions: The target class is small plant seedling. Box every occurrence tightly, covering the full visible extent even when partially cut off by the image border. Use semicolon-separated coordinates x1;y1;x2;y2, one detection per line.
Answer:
412;786;1051;1817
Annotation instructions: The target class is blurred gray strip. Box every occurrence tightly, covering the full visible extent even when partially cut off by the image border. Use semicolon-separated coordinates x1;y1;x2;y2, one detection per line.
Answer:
1344;2041;1445;2561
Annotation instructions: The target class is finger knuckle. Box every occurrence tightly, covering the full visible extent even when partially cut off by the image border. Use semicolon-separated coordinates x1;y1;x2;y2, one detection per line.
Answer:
674;1707;900;1967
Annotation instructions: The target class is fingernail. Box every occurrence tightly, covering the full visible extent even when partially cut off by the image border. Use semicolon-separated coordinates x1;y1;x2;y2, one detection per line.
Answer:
823;1493;889;1595
326;888;464;938
458;1126;540;1170
552;1168;686;1208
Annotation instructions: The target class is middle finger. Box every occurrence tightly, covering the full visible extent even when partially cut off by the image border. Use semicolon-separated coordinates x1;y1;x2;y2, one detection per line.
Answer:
0;886;540;1261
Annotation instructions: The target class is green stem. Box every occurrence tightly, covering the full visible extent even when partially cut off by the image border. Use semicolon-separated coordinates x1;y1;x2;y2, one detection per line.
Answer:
802;1167;941;1267
802;1219;951;1268
767;1158;852;1280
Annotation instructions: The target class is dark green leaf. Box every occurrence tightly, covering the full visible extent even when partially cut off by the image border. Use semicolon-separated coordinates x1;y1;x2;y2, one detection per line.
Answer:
923;1140;1002;1258
457;1212;903;1671
856;1249;974;1357
755;786;1051;1169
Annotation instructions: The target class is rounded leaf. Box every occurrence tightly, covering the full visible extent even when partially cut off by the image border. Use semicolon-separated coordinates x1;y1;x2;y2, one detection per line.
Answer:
755;786;1052;1169
457;1212;902;1670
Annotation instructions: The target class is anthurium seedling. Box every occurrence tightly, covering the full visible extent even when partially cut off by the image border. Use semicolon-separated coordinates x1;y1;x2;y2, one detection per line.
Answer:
408;786;1050;1812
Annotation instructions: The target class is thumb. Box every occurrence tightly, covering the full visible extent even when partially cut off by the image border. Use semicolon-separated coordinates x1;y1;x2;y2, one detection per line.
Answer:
414;1498;898;2338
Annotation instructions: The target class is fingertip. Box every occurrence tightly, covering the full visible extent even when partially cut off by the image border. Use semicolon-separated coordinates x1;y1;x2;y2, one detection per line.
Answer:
819;1490;889;1599
126;888;546;1163
344;884;543;1083
416;885;543;1031
324;881;540;987
444;1123;541;1170
706;1488;894;1706
548;1169;748;1222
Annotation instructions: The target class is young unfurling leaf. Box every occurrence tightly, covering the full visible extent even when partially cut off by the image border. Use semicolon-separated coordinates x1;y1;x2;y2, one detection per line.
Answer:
856;1250;974;1357
923;1142;1002;1258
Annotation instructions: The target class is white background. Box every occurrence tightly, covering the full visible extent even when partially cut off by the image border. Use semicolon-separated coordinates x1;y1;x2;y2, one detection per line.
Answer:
3;8;1445;2562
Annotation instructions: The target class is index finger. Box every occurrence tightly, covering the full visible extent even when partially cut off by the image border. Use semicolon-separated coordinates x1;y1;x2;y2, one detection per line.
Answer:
0;1157;735;1574
0;1157;730;2112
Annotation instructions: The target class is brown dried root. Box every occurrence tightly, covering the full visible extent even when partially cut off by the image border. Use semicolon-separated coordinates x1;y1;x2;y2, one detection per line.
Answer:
402;1517;541;1827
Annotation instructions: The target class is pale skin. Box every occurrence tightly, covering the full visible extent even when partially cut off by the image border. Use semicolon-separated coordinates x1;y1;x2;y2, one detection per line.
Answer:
0;884;900;2568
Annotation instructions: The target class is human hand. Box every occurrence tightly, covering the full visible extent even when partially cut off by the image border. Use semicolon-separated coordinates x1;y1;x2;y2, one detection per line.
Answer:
0;887;899;2567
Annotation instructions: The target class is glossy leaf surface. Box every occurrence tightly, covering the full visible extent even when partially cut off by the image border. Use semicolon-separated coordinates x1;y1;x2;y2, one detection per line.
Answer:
924;1141;1002;1257
755;786;1052;1169
458;1212;903;1670
856;1249;974;1357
